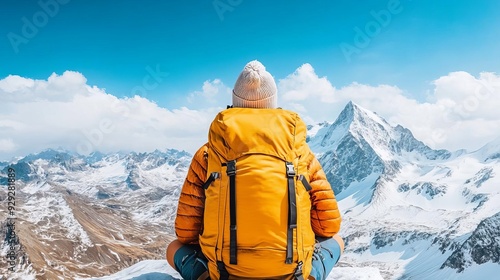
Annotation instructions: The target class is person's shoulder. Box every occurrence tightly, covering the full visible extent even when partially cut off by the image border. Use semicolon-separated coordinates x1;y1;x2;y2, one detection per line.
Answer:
276;108;305;119
279;109;308;130
191;144;208;161
190;144;209;168
196;144;209;155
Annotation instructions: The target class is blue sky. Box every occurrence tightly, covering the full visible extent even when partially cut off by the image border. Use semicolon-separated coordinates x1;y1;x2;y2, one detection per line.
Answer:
2;0;499;106
1;0;500;160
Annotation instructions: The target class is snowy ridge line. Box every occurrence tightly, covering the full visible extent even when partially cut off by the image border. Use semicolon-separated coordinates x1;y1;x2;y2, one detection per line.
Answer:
1;101;500;279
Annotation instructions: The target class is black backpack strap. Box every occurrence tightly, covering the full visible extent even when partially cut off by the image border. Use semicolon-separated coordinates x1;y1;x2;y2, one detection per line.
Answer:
217;261;230;280
202;172;220;190
226;160;238;264
285;162;297;264
298;175;312;191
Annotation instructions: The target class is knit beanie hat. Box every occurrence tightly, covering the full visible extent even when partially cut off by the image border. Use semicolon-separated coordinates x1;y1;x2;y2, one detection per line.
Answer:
232;60;278;108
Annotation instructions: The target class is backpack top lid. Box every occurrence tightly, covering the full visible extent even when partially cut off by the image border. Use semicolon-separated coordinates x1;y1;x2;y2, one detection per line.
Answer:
208;107;308;162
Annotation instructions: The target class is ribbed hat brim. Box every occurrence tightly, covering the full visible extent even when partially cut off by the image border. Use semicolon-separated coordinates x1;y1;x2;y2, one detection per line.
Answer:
232;91;278;108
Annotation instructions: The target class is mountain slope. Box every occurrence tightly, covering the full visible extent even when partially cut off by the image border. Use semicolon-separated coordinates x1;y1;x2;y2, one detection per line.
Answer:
0;149;189;279
2;102;500;279
442;212;500;272
307;102;500;279
80;101;500;279
308;101;450;198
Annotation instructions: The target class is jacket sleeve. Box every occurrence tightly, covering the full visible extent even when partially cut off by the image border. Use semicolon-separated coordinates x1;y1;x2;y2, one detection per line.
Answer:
305;147;342;237
174;144;208;244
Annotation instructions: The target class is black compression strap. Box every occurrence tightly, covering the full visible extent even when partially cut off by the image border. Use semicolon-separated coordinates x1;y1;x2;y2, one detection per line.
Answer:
286;228;293;264
285;162;297;264
298;175;312;191
202;172;220;190
226;160;237;265
217;261;230;280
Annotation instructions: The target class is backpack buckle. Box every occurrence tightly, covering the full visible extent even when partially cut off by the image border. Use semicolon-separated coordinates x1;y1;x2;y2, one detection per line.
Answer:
226;160;236;176
293;261;304;280
285;162;295;177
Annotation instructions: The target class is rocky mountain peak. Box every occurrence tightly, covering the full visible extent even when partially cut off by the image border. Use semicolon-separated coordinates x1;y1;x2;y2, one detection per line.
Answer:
310;101;450;161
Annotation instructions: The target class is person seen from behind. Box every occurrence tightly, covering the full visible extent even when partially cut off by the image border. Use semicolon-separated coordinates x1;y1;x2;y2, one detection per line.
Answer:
166;60;344;280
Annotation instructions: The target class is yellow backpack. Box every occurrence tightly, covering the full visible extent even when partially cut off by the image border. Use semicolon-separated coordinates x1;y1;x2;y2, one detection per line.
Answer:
199;108;316;279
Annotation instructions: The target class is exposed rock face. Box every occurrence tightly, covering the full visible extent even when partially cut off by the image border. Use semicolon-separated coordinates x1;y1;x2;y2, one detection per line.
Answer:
307;102;500;279
308;101;450;198
442;212;500;272
2;102;500;279
397;182;447;200
0;149;188;279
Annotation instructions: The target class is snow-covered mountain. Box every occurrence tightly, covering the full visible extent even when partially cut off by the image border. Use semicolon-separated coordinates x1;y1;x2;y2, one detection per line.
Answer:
308;102;500;279
0;149;191;279
308;101;451;196
1;101;499;279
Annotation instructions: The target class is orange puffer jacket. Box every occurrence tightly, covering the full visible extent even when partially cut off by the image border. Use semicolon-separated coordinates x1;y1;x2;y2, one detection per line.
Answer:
174;144;342;244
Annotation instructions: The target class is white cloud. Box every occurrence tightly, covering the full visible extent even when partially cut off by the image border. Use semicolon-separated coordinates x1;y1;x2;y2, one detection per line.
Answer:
0;75;34;93
0;72;89;103
187;79;232;109
0;71;214;160
278;64;500;152
1;66;499;161
278;64;411;123
0;139;16;153
280;63;336;103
